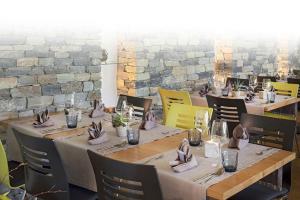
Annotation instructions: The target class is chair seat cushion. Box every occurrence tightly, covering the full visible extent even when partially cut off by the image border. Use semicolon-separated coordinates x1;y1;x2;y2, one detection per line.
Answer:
229;183;288;200
69;184;97;200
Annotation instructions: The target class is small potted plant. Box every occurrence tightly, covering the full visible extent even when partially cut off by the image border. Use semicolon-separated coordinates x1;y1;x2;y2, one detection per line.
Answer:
112;113;127;137
231;80;242;97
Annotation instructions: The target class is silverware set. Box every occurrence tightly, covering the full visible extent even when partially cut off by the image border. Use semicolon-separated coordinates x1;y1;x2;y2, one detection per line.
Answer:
96;141;127;152
143;154;164;164
193;167;225;184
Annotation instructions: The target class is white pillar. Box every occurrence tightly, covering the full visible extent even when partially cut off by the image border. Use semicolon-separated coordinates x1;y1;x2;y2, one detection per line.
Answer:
101;32;118;107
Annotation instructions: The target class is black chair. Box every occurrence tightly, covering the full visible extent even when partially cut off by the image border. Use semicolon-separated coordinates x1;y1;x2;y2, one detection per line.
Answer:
230;113;296;200
13;129;97;200
116;94;152;118
87;150;163;200
206;95;247;137
226;77;249;90
256;76;277;91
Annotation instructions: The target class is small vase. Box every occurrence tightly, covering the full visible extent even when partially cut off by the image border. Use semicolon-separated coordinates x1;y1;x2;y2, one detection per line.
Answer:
116;126;127;137
231;91;237;97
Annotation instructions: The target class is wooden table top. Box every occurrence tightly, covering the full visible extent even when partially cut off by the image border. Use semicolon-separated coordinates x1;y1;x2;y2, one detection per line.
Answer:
191;92;300;112
109;132;296;200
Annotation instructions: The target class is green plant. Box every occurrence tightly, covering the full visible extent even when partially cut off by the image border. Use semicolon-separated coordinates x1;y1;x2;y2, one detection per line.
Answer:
232;80;242;91
112;113;127;127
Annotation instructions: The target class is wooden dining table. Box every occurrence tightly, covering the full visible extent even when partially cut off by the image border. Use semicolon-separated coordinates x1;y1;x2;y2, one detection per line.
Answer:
191;92;300;116
2;111;296;200
110;132;295;200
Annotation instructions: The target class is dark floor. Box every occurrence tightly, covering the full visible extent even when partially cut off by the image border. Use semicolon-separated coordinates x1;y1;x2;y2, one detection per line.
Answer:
289;134;300;200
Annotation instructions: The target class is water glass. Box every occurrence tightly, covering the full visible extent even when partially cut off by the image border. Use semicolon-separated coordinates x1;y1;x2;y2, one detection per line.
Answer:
127;128;140;145
267;91;276;103
66;114;78;128
188;128;202;146
222;150;238;172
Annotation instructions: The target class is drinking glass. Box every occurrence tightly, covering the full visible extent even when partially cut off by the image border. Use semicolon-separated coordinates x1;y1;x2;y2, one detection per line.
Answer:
66;113;78;128
210;119;229;144
127;128;140;145
222;150;238;172
188;128;202;146
262;79;271;91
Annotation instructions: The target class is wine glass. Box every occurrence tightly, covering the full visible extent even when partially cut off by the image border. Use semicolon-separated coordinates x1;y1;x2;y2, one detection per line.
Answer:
210;119;229;145
262;79;271;91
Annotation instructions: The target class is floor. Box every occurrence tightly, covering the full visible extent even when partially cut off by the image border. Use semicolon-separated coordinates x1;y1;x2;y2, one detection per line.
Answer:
289;134;300;200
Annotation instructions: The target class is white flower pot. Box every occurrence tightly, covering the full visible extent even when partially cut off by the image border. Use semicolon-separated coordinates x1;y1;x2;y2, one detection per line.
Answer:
116;126;127;137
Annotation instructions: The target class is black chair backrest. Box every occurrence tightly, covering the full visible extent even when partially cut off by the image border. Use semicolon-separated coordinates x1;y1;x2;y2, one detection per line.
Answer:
116;94;152;118
240;113;296;190
287;77;300;98
13;129;70;200
226;77;249;90
256;76;277;91
206;95;247;136
87;150;163;200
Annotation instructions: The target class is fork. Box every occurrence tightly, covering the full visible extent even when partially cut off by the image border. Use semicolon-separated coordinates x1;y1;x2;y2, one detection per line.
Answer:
143;154;164;164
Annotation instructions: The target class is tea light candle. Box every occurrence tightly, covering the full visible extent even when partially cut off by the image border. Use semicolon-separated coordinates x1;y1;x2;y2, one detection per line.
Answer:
204;140;220;158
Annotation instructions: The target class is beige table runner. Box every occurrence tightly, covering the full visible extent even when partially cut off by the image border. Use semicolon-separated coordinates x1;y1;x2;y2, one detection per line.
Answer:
137;144;279;200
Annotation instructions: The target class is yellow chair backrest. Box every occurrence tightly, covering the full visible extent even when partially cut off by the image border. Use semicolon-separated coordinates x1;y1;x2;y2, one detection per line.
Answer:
166;103;213;130
271;82;299;97
158;88;192;124
0;140;10;188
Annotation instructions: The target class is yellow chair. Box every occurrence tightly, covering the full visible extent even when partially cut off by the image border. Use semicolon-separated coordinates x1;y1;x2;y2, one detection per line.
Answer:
165;103;212;130
264;82;299;120
271;82;299;97
158;88;192;124
0;140;24;196
0;140;10;189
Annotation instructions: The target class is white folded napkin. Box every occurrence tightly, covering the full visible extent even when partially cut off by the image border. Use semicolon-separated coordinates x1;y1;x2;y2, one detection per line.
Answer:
169;139;198;173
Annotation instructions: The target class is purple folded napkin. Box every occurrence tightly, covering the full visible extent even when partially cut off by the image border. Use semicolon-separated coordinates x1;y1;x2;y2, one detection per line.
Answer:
33;109;54;128
89;100;105;118
169;139;198;173
140;111;157;130
228;124;249;150
88;121;108;145
245;91;255;103
199;84;210;97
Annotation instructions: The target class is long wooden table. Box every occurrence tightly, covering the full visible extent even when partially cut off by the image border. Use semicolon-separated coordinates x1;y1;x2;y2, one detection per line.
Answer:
110;132;296;200
2;114;296;200
191;92;300;116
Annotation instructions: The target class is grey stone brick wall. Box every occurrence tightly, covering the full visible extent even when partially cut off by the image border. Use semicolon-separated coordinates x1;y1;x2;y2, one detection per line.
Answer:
117;35;215;106
0;33;102;120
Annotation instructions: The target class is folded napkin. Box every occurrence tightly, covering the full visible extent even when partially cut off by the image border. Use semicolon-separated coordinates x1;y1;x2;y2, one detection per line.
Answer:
245;90;255;103
33;109;54;128
88;121;108;145
228;124;249;150
140;111;157;130
169;139;198;173
199;84;210;97
89;100;105;118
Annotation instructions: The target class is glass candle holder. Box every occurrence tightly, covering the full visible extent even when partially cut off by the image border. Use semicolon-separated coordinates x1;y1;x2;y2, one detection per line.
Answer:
188;128;202;146
221;88;229;97
127;128;140;145
66;114;78;128
221;150;238;172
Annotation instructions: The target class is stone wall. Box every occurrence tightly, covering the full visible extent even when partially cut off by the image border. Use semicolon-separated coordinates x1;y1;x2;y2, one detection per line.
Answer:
117;34;215;106
0;33;102;120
